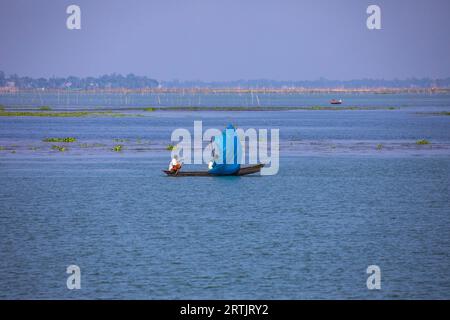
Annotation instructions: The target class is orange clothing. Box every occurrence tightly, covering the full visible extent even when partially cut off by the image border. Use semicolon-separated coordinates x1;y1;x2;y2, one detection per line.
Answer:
170;163;181;172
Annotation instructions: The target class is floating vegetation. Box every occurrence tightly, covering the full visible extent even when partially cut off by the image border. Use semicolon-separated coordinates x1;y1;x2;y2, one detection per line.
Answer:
0;146;5;151
0;105;4;111
416;139;430;145
416;111;450;117
166;144;176;151
39;106;52;111
43;137;77;143
309;105;355;111
376;144;383;150
51;145;66;152
112;145;123;152
0;111;127;117
112;106;402;112
0;106;400;117
11;150;16;154
146;106;399;112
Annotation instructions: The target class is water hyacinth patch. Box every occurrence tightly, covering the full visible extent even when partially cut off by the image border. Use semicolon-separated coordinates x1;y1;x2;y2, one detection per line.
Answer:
43;137;77;143
51;145;66;152
416;139;430;145
112;145;123;152
166;144;176;151
0;111;127;117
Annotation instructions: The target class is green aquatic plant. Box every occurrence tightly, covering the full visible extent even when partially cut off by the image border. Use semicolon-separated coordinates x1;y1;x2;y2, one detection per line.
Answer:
51;145;66;152
388;107;396;110
416;111;450;117
43;137;77;143
0;106;399;117
376;144;383;150
416;139;430;145
0;105;4;111
39;106;52;111
166;144;176;151
0;111;128;117
112;145;123;152
133;105;397;112
0;146;5;151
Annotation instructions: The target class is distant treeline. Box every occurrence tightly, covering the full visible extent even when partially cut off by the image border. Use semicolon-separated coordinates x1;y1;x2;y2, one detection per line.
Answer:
162;78;450;88
0;71;159;89
1;71;449;89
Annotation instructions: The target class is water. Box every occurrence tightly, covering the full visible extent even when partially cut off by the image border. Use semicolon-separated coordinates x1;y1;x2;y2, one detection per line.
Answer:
1;91;450;109
0;93;450;299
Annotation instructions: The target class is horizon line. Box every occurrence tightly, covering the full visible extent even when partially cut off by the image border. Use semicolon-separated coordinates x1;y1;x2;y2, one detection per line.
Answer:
1;71;450;83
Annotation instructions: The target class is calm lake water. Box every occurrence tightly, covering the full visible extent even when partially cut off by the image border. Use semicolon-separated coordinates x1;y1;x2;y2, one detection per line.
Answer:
1;91;450;109
0;93;449;299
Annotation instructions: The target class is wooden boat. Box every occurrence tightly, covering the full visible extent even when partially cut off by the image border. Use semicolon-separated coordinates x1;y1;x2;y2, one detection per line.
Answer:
330;99;343;105
163;164;265;177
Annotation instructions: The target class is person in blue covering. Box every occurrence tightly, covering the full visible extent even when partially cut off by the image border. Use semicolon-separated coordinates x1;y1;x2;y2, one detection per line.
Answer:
208;124;242;175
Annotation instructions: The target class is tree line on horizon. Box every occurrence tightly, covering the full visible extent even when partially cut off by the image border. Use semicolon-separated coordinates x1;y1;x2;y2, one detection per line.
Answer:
1;71;449;89
162;78;450;89
0;71;159;89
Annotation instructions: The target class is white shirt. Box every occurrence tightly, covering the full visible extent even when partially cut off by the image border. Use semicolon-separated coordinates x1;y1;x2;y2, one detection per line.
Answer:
168;158;179;170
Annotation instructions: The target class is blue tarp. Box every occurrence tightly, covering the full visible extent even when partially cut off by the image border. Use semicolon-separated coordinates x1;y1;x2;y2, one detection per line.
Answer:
208;124;242;175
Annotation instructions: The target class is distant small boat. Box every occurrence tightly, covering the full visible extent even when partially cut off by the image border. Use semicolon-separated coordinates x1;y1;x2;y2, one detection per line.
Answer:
330;99;343;105
163;164;265;177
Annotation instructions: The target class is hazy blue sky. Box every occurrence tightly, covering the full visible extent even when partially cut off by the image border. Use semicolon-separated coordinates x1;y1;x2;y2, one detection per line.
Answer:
0;0;449;81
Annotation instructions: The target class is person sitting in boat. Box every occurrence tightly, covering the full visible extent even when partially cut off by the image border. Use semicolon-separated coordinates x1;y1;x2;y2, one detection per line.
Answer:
208;149;219;170
168;155;182;173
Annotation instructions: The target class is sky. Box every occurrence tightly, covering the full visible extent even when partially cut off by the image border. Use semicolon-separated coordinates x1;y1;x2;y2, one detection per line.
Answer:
0;0;449;81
